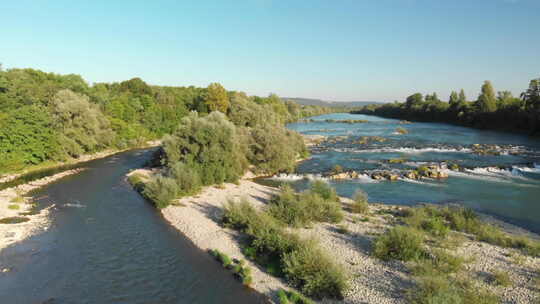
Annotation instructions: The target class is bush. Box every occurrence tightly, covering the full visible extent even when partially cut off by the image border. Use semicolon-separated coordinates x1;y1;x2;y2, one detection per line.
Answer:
374;226;426;261
409;274;500;304
142;175;179;208
127;173;146;192
168;162;202;195
351;189;368;214
223;200;348;299
282;239;348;299
309;180;338;202
491;270;511;287
277;289;315;304
267;184;343;228
162;111;248;186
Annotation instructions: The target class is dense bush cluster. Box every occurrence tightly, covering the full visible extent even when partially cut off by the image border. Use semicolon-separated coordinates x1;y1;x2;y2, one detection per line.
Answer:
222;198;348;299
267;182;343;228
0;67;331;174
354;78;540;135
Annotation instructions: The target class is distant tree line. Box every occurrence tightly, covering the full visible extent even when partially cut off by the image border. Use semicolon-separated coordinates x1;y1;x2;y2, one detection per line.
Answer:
353;78;540;135
0;67;332;174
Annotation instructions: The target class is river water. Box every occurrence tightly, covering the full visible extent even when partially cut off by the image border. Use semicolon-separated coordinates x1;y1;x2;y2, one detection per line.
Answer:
0;149;266;304
278;113;540;233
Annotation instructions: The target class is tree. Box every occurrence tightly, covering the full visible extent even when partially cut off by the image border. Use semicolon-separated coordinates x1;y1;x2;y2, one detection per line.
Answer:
476;81;497;112
522;78;540;112
204;83;229;113
496;91;515;108
50;89;114;157
458;89;467;103
405;93;423;109
449;91;459;106
425;92;440;103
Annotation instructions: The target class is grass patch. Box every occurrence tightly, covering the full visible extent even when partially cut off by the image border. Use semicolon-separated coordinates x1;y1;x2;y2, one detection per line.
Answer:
373;226;426;261
0;216;30;224
490;270;511;287
10;195;25;203
409;274;500;304
209;249;254;286
278;289;314;304
7;204;20;210
223;199;348;299
351;189;368;214
402;205;540;257
267;182;343;228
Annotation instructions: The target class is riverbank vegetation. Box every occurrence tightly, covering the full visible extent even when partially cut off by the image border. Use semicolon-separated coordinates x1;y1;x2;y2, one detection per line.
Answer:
222;194;348;299
0;67;331;176
372;204;540;303
354;78;540;135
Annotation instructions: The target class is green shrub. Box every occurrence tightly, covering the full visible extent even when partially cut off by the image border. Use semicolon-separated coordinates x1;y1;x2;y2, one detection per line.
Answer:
491;270;511;287
309;180;338;202
351;189;368;214
168;162;202;195
374;226;426;261
8;204;20;210
162;112;248;186
127;173;146;192
267;185;343;228
223;200;348;299
282;239;348;299
142;175;179;208
409;274;500;304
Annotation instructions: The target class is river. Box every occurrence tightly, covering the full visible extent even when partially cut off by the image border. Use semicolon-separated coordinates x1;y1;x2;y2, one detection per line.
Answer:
278;113;540;233
0;149;266;304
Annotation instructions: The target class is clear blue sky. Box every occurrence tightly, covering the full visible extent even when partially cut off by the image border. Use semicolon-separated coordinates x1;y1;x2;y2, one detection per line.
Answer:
2;0;539;102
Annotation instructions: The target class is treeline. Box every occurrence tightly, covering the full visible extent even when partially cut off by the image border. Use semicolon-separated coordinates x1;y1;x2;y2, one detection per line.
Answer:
0;67;333;174
353;78;540;135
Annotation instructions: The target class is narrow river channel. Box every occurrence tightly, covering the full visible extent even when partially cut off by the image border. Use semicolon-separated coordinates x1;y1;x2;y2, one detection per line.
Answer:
0;149;266;304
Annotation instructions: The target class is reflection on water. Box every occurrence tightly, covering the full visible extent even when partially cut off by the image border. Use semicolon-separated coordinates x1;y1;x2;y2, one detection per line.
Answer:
0;148;266;304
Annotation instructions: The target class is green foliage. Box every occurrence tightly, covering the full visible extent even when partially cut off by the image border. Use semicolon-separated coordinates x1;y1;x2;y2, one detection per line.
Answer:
351;189;369;214
223;199;348;299
490;270;511;287
0;105;59;171
354;77;540;135
248;123;307;174
205;83;229;113
278;289;315;304
409;274;500;304
127;173;146;192
51;89;114;158
142;175;179;208
162;112;248;186
309;180;339;202
267;183;343;228
476;80;497;113
167;162;202;196
373;226;426;261
7;204;20;210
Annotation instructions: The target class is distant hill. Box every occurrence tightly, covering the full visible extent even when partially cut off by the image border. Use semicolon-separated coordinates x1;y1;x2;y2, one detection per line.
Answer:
284;97;383;108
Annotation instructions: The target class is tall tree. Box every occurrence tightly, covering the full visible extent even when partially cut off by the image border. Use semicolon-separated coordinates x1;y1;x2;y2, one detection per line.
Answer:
405;93;423;109
476;81;497;112
449;91;459;106
458;89;467;103
204;82;229;113
522;78;540;112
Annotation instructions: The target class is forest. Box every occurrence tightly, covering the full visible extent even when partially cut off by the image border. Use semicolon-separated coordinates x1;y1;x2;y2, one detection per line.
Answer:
353;78;540;135
0;67;332;174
